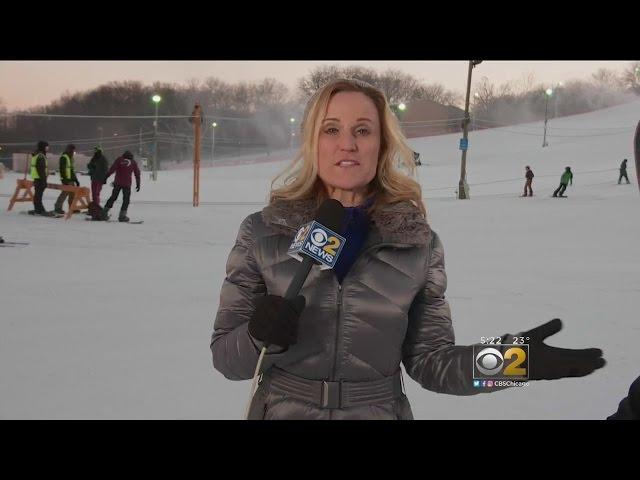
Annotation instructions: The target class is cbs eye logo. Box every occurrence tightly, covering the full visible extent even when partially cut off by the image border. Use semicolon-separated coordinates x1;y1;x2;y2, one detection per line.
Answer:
473;345;528;380
309;228;341;255
294;224;311;243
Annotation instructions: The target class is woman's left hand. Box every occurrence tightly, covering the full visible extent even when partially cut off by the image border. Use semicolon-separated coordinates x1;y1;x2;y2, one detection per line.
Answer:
521;318;605;380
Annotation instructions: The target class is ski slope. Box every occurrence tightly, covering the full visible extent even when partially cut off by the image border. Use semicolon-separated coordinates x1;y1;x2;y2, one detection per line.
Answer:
1;100;638;419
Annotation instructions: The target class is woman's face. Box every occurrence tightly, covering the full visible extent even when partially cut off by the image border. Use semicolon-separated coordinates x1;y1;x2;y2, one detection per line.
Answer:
317;91;381;195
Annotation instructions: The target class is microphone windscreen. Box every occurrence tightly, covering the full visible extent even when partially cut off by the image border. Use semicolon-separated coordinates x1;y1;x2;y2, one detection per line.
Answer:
314;198;346;234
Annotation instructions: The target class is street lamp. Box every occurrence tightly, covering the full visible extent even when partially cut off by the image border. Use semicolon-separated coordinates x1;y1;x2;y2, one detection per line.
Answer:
152;94;162;181
543;88;553;147
290;117;296;150
472;92;480;130
211;122;217;162
458;60;483;200
398;103;406;111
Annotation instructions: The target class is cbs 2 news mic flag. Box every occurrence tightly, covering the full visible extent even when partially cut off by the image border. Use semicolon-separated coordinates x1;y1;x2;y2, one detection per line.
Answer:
287;221;346;270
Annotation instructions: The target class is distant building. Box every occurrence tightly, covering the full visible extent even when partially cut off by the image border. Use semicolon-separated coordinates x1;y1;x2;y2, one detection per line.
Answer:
399;99;465;138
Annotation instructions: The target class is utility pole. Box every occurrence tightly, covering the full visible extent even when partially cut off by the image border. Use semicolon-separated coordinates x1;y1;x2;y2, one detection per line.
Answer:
458;60;482;200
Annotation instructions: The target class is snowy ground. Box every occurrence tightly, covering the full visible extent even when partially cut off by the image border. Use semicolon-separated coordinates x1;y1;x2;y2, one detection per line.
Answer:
1;101;638;419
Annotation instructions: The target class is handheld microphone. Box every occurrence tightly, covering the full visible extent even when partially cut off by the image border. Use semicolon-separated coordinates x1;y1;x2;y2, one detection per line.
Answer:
245;198;346;419
284;198;346;298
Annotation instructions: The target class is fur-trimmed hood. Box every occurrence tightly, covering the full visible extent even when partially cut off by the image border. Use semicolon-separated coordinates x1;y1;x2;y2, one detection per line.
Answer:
261;198;430;246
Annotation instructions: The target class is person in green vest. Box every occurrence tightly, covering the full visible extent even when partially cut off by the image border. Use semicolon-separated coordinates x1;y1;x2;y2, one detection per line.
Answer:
29;140;53;215
54;144;81;214
553;166;573;198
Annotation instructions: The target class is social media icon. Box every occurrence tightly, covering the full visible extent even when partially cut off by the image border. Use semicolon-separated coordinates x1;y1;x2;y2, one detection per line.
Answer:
473;380;480;388
487;381;493;387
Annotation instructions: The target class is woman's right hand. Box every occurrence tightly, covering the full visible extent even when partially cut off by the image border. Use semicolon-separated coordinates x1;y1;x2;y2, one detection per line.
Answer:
248;294;306;350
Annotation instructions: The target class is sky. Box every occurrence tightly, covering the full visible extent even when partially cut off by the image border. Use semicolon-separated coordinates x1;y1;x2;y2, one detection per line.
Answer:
0;60;634;111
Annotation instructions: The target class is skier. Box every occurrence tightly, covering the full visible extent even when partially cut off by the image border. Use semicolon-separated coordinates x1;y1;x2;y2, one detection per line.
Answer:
54;144;80;215
413;151;422;166
103;150;141;222
553;166;573;197
521;165;534;197
618;159;630;184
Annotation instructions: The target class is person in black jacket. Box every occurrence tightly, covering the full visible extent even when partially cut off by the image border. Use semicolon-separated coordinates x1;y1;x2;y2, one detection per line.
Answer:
522;166;534;197
618;159;630;184
87;146;110;206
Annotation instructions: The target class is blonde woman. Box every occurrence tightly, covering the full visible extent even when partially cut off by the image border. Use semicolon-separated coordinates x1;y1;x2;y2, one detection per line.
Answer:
211;79;605;420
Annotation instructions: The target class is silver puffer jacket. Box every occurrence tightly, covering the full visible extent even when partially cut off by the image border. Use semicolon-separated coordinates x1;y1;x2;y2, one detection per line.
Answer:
211;199;493;419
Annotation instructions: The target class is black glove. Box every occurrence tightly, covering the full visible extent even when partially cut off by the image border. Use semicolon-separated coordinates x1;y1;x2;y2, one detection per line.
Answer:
136;185;140;192
523;319;605;380
247;294;306;349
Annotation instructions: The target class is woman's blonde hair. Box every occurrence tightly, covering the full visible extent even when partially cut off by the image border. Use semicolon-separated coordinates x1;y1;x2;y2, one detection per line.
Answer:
269;78;426;216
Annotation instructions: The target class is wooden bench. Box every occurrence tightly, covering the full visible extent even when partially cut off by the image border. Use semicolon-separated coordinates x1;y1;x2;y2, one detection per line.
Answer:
7;178;91;220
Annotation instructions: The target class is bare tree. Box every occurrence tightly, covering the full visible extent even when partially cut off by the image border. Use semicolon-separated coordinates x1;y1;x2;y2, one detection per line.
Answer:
297;65;342;99
592;68;624;89
620;61;640;94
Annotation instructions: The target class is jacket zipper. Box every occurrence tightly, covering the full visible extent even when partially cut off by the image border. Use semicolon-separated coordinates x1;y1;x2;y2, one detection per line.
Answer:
329;281;343;420
327;241;414;417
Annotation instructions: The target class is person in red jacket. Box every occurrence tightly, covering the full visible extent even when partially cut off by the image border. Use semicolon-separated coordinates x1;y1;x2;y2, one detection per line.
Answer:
521;165;534;197
103;150;141;222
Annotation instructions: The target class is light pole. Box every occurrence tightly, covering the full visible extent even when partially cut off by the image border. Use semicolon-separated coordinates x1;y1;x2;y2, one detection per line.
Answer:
211;122;217;162
290;117;295;150
554;82;563;118
152;94;162;181
98;126;103;146
543;88;553;147
458;60;483;200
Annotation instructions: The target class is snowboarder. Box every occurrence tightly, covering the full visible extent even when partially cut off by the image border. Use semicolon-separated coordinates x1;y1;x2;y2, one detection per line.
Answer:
413;151;422;166
29;140;54;216
553;166;573;197
87;146;110;218
618;158;630;184
522;165;534;197
103;150;141;222
54;144;80;215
